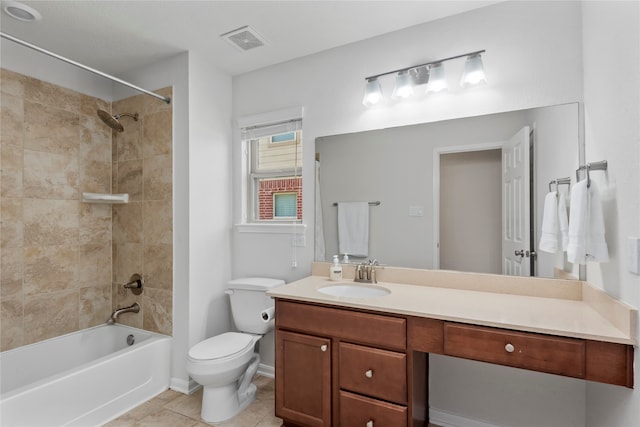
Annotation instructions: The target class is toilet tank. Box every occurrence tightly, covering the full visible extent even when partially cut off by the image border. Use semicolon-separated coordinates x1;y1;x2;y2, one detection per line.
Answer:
227;277;285;334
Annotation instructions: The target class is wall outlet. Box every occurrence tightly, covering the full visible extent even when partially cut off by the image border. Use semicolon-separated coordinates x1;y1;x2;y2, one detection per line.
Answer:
627;237;640;275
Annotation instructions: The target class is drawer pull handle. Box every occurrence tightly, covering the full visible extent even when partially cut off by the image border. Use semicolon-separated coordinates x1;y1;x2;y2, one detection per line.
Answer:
320;344;328;352
365;369;373;378
366;421;374;427
505;343;515;353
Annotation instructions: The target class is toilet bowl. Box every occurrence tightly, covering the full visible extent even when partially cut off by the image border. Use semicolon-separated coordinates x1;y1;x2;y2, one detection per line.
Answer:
186;277;285;423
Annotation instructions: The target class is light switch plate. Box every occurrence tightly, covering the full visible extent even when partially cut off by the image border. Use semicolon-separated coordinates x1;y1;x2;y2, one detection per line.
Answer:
627;237;640;275
409;206;425;217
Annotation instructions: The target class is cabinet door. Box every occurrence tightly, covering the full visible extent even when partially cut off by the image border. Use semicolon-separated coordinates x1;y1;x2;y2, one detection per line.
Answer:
276;330;331;427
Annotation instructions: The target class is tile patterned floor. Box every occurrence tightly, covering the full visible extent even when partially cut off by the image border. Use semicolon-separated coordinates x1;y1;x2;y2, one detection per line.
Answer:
105;374;442;427
104;375;282;427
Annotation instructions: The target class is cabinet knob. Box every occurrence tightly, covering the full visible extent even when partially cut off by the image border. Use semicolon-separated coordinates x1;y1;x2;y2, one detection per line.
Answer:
505;343;515;353
366;421;374;427
320;344;328;352
365;369;373;378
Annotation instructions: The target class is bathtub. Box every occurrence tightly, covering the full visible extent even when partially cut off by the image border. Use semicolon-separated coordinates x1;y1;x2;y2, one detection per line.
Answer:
0;324;171;427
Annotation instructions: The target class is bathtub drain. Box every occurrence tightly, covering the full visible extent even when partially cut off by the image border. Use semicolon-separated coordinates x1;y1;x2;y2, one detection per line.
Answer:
126;334;135;346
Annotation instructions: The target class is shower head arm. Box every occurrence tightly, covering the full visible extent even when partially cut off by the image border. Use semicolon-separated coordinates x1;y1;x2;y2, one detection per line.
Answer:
114;113;139;122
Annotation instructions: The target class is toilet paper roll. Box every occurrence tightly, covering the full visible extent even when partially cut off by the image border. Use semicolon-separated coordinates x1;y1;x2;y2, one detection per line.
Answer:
260;307;275;323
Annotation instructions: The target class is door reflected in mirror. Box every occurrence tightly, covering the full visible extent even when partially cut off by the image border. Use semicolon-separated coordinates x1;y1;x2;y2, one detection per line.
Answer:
316;103;581;280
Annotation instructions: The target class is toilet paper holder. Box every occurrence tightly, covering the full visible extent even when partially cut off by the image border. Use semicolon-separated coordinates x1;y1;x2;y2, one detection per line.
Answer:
260;307;275;322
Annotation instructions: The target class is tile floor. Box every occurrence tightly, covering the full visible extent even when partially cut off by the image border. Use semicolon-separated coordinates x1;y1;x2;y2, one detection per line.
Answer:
104;375;282;427
105;375;441;427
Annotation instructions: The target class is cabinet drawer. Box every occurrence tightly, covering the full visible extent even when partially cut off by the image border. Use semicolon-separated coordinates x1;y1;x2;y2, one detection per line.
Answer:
276;300;406;350
339;342;407;404
444;323;586;378
339;390;407;427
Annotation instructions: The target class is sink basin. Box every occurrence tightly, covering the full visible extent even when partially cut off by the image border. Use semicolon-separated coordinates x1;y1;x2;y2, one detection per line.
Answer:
317;283;391;298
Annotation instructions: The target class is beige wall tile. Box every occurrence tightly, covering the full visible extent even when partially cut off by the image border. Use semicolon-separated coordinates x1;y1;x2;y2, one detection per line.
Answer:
113;203;143;244
114;242;143;284
1;143;23;198
79;203;112;245
143;200;172;245
79;284;111;328
24;76;80;112
24;101;79;155
143;244;173;291
23;149;79;199
1;68;26;97
143;110;172;158
78;244;112;287
1;248;23;300
114;117;142;161
80;115;112;193
144;154;172;201
116;159;143;201
80;94;110;118
1;92;24;148
23;245;79;295
143;288;172;336
1;298;24;351
23;199;79;246
1;197;23;248
24;290;79;344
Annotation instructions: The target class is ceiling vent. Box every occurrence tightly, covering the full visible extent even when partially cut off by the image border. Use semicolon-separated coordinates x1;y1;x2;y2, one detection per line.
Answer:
221;26;267;52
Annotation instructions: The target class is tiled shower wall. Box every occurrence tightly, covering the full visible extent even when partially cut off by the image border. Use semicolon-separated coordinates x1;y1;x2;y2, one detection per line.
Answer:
0;69;173;351
111;89;173;335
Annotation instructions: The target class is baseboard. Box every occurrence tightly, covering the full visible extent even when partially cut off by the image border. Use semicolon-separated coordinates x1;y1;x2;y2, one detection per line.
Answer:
430;408;500;427
170;377;201;395
257;363;274;378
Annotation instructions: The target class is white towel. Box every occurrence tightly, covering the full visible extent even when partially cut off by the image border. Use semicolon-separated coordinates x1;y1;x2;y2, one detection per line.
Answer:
539;192;559;253
338;202;369;257
558;192;569;251
567;180;609;264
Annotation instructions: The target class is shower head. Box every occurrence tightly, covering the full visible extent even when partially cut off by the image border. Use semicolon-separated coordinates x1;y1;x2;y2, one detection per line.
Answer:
97;109;138;132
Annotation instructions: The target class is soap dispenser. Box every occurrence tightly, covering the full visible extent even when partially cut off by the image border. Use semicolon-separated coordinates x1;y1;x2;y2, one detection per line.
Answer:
330;255;343;281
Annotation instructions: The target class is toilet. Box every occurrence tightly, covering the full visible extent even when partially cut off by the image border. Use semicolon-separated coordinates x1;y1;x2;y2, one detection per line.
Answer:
187;277;285;423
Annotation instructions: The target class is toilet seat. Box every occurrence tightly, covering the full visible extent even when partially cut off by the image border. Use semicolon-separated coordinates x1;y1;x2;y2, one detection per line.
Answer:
188;332;255;362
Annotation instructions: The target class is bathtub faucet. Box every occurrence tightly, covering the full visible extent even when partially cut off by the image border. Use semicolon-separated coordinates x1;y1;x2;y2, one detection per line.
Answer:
107;302;140;325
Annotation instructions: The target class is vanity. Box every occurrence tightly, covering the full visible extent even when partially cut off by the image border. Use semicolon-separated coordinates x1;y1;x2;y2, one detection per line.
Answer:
268;263;637;427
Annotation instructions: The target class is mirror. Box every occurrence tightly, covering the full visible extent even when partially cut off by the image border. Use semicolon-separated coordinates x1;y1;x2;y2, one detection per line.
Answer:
316;103;581;279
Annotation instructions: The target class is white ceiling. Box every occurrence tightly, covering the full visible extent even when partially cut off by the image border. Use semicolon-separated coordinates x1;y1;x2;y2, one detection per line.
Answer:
0;1;499;77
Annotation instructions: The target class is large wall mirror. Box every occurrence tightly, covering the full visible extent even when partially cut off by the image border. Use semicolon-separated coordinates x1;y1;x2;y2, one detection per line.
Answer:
316;103;583;279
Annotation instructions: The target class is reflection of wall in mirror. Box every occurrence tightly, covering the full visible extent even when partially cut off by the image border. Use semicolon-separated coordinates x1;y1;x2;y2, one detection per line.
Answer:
316;103;579;279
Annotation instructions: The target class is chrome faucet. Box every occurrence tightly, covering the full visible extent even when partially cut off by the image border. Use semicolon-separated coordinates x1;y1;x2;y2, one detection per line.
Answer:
107;302;140;325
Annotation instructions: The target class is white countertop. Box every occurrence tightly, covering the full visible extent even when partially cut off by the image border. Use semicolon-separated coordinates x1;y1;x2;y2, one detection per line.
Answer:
267;265;637;345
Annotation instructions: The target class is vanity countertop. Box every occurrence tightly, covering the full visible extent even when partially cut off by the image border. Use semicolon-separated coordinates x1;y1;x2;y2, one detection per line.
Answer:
267;263;637;345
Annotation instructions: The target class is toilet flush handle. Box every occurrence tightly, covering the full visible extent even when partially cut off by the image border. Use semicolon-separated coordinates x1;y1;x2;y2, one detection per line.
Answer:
224;290;234;295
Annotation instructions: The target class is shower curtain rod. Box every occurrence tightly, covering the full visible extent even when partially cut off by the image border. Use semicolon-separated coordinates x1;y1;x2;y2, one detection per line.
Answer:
1;31;171;104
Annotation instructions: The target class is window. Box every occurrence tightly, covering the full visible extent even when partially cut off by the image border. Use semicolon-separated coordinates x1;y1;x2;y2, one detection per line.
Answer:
241;118;303;223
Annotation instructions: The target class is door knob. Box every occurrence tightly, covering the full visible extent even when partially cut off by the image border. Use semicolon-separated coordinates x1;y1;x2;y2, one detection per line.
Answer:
514;250;525;257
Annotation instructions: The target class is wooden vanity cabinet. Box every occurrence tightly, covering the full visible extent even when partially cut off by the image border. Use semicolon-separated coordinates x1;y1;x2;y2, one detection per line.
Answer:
275;299;423;427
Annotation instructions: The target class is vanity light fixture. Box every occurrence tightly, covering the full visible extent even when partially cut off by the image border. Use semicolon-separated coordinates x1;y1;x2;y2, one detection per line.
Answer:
362;49;486;106
362;77;383;106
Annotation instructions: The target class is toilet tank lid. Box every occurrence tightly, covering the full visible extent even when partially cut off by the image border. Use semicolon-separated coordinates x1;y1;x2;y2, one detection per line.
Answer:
227;277;285;291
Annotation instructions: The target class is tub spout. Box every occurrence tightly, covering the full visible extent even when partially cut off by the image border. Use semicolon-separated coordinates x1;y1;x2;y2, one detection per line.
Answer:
107;302;140;325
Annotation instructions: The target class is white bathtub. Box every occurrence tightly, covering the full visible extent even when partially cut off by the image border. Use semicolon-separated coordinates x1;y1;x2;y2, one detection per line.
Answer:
0;324;171;427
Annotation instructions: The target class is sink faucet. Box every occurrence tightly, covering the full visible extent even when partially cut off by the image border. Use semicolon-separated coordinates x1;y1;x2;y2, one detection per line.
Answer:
107;302;140;325
354;260;379;284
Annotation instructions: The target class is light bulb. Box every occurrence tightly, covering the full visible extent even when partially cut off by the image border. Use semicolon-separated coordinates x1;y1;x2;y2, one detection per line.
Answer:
460;53;487;87
392;71;414;99
362;78;383;106
426;62;447;93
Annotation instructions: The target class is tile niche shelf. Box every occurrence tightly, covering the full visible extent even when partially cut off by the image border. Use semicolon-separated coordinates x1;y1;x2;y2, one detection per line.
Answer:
81;192;129;204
